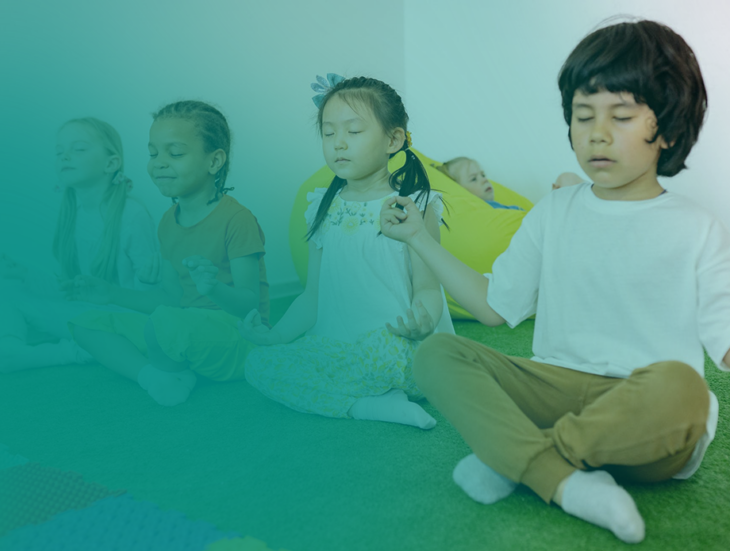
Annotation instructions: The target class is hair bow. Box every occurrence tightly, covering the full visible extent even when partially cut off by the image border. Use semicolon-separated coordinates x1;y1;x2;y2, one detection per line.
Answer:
311;73;345;108
405;131;413;148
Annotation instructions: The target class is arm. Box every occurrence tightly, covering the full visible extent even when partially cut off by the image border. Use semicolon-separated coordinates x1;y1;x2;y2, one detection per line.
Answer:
203;255;260;319
381;196;506;327
407;203;444;329
239;240;322;345
62;258;182;313
107;259;182;313
269;241;321;342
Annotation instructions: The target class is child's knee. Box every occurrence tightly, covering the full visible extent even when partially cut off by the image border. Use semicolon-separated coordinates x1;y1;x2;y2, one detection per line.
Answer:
413;333;458;391
640;361;709;425
143;317;158;347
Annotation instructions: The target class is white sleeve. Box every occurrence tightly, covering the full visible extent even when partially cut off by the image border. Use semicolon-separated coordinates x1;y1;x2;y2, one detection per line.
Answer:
120;201;160;291
304;188;329;249
696;218;730;371
485;200;546;328
409;190;444;224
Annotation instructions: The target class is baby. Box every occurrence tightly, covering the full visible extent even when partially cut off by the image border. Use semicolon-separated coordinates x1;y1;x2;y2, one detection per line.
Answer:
437;157;523;210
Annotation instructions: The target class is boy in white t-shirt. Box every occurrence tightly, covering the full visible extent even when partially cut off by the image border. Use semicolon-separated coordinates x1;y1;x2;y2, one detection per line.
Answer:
380;20;730;544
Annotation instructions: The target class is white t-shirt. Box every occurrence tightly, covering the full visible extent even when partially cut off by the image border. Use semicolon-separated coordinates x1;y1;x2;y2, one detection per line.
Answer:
486;183;730;478
27;197;158;298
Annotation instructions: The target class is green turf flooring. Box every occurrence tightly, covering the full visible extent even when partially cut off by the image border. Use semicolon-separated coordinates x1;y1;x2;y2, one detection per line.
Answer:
1;296;728;551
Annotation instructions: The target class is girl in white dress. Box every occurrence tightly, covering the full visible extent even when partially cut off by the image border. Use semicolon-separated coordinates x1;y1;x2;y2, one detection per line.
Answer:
240;76;454;429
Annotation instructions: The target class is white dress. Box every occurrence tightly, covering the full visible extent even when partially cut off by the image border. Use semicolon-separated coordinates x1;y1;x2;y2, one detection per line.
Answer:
244;187;454;418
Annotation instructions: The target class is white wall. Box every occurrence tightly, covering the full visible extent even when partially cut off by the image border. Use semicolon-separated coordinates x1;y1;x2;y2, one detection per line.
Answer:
2;0;728;296
0;0;406;296
404;0;730;228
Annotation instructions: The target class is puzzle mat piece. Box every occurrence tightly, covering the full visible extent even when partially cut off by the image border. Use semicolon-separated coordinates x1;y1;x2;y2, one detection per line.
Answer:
0;494;238;551
0;462;124;537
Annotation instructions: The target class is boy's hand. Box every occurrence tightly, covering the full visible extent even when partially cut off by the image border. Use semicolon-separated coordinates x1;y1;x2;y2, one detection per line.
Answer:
380;196;425;244
136;252;163;285
183;255;219;296
385;300;435;341
238;310;283;346
60;275;112;304
0;253;28;281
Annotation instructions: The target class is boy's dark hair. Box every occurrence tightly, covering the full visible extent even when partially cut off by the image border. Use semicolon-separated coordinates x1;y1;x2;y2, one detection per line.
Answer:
307;76;432;240
153;100;234;204
558;19;707;177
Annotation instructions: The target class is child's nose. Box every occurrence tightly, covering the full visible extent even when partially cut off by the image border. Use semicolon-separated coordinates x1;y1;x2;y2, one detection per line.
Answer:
590;118;611;143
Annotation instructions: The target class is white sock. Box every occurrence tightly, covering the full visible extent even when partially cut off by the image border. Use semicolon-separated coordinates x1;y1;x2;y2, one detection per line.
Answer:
0;338;91;372
560;470;645;544
453;453;517;504
349;389;436;429
137;364;197;406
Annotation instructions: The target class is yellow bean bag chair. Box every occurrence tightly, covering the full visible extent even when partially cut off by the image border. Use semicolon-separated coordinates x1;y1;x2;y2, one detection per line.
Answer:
289;149;533;320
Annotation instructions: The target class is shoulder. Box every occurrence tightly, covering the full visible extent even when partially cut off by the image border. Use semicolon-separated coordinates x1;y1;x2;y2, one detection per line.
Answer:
121;196;154;222
118;197;157;237
306;187;329;206
305;187;331;226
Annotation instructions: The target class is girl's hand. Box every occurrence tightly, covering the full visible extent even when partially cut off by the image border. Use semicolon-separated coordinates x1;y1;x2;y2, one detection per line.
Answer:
136;252;163;285
60;275;112;304
238;310;283;346
380;196;425;244
0;253;28;281
385;299;435;341
183;255;219;296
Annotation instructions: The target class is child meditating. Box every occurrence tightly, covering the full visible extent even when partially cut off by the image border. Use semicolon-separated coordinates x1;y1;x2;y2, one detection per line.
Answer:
0;117;157;371
240;75;454;430
381;20;729;543
70;101;269;406
437;157;523;210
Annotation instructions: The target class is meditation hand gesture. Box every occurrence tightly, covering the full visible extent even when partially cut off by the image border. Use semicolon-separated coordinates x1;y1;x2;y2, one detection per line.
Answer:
61;275;112;304
183;255;219;296
136;252;163;285
238;310;283;346
386;300;435;341
380;196;425;244
0;253;28;281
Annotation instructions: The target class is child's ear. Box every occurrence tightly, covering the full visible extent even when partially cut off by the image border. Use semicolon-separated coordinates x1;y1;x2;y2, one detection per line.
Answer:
387;127;406;154
659;135;676;149
105;155;122;174
209;149;227;175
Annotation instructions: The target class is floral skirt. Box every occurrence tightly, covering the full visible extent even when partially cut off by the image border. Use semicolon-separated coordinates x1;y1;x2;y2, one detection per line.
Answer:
244;328;422;418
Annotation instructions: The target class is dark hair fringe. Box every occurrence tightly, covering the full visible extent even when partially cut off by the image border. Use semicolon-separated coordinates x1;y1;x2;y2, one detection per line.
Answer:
557;19;707;177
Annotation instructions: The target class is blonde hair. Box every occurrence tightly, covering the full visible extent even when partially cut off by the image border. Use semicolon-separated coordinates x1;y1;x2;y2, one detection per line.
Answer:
436;156;471;183
52;117;128;282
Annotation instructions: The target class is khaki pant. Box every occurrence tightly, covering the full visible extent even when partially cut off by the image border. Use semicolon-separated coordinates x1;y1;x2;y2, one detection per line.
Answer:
413;334;710;503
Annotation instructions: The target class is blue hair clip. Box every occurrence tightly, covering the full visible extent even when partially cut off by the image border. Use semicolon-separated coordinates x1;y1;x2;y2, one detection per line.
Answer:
311;73;345;108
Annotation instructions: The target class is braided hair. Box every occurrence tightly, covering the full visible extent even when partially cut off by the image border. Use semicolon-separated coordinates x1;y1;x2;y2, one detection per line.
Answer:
307;77;433;240
152;100;233;204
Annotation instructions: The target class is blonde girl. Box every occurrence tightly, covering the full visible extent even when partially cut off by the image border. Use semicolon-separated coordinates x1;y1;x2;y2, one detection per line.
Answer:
0;117;157;371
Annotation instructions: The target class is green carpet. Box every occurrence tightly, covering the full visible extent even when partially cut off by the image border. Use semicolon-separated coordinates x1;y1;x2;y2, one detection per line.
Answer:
1;297;728;551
